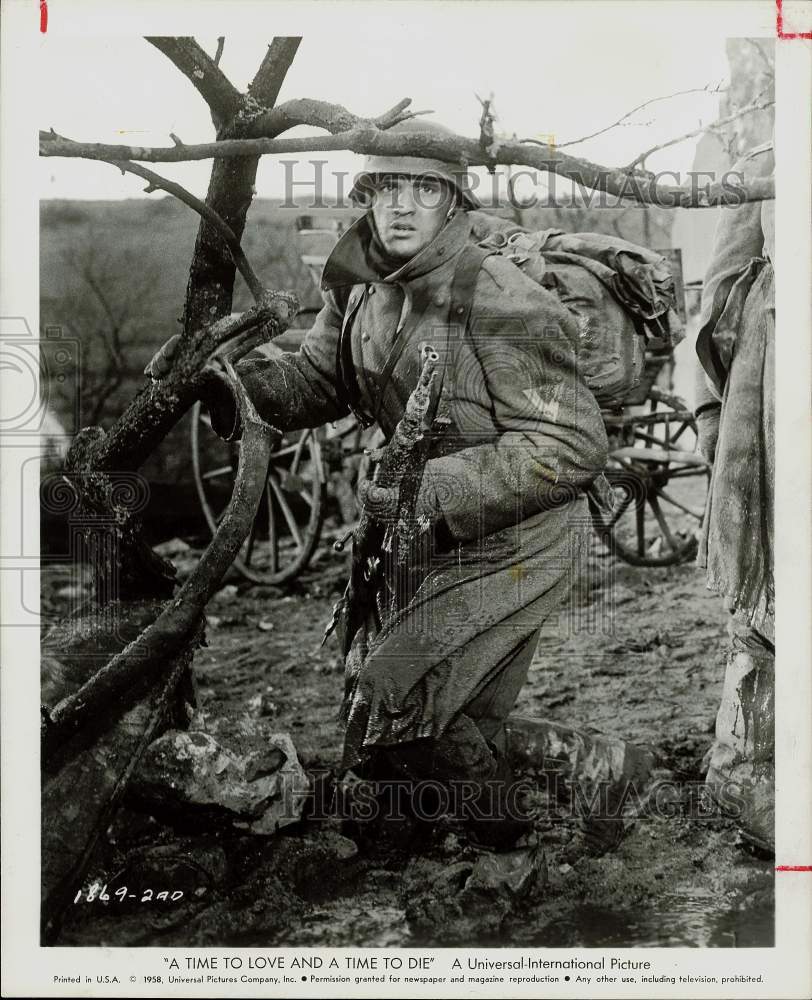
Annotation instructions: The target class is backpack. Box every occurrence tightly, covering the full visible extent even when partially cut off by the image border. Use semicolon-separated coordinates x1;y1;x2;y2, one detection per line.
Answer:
469;225;685;407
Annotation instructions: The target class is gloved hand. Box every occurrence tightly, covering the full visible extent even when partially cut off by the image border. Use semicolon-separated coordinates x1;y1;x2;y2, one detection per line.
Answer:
143;314;263;381
695;405;721;464
144;333;180;380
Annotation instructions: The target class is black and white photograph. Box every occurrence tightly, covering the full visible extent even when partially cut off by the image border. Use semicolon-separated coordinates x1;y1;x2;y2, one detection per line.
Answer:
1;1;810;996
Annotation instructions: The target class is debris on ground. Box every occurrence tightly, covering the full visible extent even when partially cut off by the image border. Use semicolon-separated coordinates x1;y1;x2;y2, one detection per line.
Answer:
131;719;308;836
45;539;775;948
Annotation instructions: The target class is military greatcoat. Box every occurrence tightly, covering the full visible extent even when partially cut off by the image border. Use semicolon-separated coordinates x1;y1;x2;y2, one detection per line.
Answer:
212;209;608;769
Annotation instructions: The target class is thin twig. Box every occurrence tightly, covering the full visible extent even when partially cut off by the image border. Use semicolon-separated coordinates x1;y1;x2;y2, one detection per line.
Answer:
373;98;432;129
476;92;498;164
245;94;428;141
625;96;775;171
49;131;265;300
123;159;265;301
213;36;225;67
548;84;727;149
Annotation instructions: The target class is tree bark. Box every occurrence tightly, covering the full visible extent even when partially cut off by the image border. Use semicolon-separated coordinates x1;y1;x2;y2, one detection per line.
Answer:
47;368;279;761
60;38;303;599
146;37;241;128
179;38;302;336
40;107;776;207
63;292;296;597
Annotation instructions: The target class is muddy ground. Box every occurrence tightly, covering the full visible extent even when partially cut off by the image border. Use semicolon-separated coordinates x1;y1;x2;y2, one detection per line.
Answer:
44;512;774;949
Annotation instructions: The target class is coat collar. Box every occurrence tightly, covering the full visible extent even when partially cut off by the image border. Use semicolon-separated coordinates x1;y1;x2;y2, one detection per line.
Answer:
321;210;473;291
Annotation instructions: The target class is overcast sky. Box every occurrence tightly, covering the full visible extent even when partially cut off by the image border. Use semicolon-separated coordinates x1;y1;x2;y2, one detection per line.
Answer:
36;5;754;203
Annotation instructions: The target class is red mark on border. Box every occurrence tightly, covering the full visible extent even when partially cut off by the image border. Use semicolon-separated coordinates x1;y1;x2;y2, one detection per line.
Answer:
40;0;48;33
775;865;812;871
776;0;812;39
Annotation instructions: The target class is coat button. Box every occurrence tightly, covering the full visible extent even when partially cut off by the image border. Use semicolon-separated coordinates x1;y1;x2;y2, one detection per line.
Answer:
435;294;446;307
367;285;376;295
361;332;370;342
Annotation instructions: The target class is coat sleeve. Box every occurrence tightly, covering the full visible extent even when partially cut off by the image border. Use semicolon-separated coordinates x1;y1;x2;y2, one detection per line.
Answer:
206;289;351;439
423;260;609;542
696;148;773;391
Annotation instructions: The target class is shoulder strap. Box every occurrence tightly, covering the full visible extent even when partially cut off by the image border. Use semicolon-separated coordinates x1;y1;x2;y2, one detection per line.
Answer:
335;284;376;428
371;245;494;428
449;244;493;334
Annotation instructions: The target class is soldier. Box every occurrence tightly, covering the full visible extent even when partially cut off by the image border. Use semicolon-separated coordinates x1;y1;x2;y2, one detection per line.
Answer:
694;140;775;853
150;119;609;849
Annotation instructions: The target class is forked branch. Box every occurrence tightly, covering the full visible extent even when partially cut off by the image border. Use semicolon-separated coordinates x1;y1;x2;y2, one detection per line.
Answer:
146;36;242;127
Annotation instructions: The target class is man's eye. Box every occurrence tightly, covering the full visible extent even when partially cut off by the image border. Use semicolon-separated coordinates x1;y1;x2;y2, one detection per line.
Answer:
379;179;397;193
419;181;441;195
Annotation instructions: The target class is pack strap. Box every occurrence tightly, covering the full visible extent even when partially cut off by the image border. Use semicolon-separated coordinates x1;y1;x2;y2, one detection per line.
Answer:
371;244;494;427
449;244;494;336
335;285;376;427
371;287;416;427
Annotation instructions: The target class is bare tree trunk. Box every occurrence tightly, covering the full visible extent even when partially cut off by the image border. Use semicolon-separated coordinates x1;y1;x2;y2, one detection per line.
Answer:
179;38;301;334
41;43;305;942
63;39;302;600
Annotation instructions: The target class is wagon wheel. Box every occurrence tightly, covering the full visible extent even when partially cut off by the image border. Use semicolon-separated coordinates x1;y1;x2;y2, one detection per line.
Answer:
191;401;326;584
594;402;710;567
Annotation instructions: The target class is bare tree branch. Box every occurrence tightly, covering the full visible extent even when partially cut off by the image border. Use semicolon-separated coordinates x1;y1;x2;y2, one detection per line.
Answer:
248;36;302;107
125;161;265;300
77;291;298;475
59;289;297;601
146;36;241;127
547;84;727;149
40;118;775;206
127;166;264;298
43;367;278;761
243;94;426;140
213;36;225;67
625;96;775;171
48;133;266;301
176;37;302;336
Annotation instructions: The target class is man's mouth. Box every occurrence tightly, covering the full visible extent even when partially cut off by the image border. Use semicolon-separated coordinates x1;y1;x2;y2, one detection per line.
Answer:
391;223;416;233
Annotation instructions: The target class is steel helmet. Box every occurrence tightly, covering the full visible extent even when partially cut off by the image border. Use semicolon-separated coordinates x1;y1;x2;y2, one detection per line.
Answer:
350;118;481;210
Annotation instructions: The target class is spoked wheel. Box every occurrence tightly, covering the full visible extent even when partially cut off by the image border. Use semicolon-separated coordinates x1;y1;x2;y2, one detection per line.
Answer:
191;401;326;584
594;396;711;567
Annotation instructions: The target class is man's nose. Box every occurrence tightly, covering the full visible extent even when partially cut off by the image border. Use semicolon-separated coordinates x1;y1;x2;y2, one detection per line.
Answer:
392;184;417;214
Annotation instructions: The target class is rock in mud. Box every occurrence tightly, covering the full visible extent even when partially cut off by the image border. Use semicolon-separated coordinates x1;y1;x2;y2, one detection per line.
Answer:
506;714;659;819
132;724;309;835
467;843;547;900
403;844;546;943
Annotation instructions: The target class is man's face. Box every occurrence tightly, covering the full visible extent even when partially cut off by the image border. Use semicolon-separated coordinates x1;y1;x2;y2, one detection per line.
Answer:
370;174;456;262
